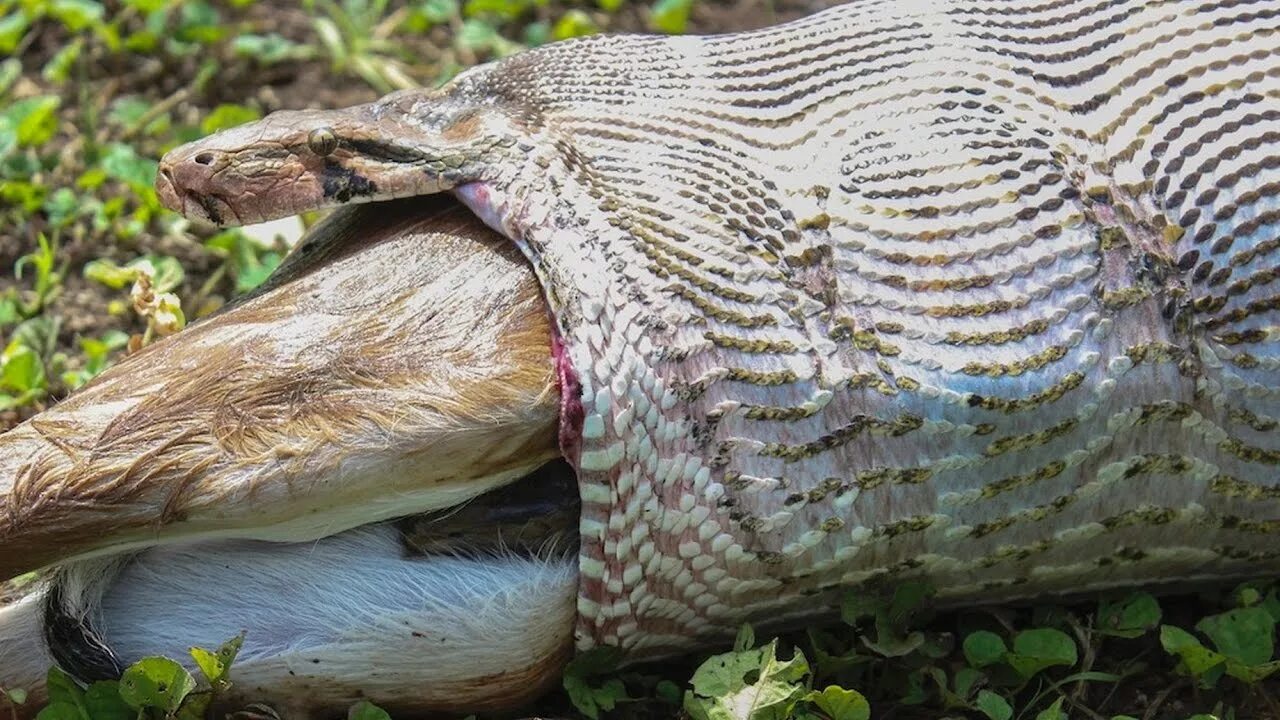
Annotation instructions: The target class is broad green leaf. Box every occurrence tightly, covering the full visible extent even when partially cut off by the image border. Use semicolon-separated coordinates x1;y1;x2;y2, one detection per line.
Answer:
83;681;132;720
954;667;981;700
201;104;262;134
416;0;458;23
2;95;61;147
43;668;85;715
175;0;224;44
1196;607;1275;667
685;640;809;720
347;701;392;720
232;34;312;64
963;630;1007;668
806;686;869;720
1;343;44;394
1098;593;1161;638
124;0;172;12
649;0;692;34
887;581;934;625
1160;625;1227;682
552;9;598;39
975;690;1012;720
1006;628;1077;679
0;13;30;55
100;142;158;192
118;657;196;712
455;18;501;51
1035;697;1066;720
463;0;531;21
49;0;104;31
34;702;81;720
840;592;879;626
563;647;626;720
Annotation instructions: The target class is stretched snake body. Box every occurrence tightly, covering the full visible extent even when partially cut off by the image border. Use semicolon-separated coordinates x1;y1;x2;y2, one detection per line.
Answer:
159;1;1280;658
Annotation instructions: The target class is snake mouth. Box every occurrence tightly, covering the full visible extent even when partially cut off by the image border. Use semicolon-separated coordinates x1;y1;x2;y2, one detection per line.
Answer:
155;168;241;226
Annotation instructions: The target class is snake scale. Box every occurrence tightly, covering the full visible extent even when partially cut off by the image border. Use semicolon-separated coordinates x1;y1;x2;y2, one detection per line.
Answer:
158;0;1280;659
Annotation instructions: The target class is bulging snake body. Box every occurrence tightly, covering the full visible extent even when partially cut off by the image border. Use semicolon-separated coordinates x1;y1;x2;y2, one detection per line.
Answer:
158;0;1280;658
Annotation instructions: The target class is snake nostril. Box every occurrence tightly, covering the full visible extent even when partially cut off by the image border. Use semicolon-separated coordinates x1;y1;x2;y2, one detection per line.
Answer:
194;152;214;166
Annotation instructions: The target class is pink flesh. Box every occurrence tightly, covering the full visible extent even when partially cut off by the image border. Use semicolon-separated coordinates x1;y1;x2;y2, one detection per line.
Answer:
552;328;584;466
453;181;585;466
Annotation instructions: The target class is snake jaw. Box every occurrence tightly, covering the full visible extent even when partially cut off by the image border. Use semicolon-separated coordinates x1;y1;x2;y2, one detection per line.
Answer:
155;166;242;226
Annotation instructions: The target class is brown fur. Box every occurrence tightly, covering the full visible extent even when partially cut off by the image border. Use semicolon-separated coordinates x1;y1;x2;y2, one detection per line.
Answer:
0;196;559;580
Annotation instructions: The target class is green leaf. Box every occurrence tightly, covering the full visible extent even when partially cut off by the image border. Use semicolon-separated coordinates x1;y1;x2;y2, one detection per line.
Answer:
0;13;31;55
232;34;312;64
1098;593;1162;638
34;702;81;720
190;633;243;688
118;657;197;712
416;0;458;23
82;681;132;720
1196;607;1275;667
347;701;392;720
1160;625;1227;684
201;104;262;135
596;0;623;12
1006;628;1077;679
975;690;1012;720
1;343;45;394
1;95;61;147
41;37;83;85
4;688;26;705
552;9;598;39
83;259;137;290
954;667;981;700
42;668;86;719
1035;697;1066;720
963;630;1007;668
455;18;500;51
563;647;626;720
175;0;224;44
685;639;809;720
463;0;531;21
100;142;158;193
649;0;692;34
49;0;105;31
805;686;869;720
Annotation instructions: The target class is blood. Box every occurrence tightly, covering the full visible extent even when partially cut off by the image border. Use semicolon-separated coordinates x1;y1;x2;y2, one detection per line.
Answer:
551;328;584;468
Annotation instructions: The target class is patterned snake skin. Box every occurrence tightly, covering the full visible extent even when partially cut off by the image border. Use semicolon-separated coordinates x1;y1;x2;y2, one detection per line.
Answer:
163;0;1280;660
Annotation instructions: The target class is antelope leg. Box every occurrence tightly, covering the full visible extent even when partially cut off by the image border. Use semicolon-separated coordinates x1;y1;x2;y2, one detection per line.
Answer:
0;197;560;581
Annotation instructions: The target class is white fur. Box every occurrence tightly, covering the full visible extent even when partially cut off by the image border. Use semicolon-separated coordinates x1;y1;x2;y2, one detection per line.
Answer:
1;525;576;714
0;593;53;693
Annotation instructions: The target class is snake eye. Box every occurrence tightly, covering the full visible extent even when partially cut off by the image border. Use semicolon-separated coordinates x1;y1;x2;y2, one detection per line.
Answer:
307;127;338;156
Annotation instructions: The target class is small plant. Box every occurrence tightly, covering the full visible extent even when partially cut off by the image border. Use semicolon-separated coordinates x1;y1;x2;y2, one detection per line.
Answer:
309;0;417;92
31;634;243;720
1161;583;1280;695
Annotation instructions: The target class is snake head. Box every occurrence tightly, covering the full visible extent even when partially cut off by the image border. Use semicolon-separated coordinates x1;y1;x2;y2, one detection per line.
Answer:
156;89;522;226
